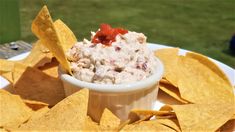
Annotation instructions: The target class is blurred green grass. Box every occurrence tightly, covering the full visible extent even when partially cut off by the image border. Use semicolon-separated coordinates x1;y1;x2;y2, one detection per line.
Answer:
0;0;20;43
19;0;235;67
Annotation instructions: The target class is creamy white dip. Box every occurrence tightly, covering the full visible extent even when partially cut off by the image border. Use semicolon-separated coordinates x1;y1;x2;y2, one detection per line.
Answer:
67;31;158;84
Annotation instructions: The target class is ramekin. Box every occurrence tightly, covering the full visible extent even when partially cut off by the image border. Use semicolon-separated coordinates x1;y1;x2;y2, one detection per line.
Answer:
60;57;164;122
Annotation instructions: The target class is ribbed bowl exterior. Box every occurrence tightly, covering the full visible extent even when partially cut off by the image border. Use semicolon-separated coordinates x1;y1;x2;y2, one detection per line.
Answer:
62;80;159;122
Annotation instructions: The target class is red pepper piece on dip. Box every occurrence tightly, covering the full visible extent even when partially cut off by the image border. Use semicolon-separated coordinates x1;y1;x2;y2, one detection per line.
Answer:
92;24;128;46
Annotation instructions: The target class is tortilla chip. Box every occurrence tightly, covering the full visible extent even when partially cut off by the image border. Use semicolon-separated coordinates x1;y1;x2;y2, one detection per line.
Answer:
171;103;234;132
100;108;120;130
1;72;13;83
0;90;32;129
31;6;71;74
0;128;8;132
0;41;54;84
159;83;189;104
232;114;235;120
1;84;15;95
156;50;233;104
0;40;54;84
20;40;53;68
38;58;59;78
130;110;174;117
23;99;49;111
14;107;50;131
18;89;89;130
156;118;181;132
13;62;65;106
128;110;175;124
41;64;59;78
159;105;173;112
24;107;50;124
155;48;180;87
116;119;130;131
0;59;15;73
186;52;231;86
120;120;175;131
160;78;172;85
158;89;187;105
217;119;235;132
83;116;100;131
54;19;77;51
177;56;233;104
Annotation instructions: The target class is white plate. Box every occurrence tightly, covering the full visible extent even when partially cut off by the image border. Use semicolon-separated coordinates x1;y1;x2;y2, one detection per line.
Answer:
0;43;234;109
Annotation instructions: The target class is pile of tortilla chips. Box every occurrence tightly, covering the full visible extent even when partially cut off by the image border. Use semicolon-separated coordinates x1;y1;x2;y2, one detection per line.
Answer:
0;6;77;106
0;5;234;131
154;48;235;131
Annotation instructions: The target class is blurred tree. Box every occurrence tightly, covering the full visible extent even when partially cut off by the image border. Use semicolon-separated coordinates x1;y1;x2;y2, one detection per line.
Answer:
0;0;21;44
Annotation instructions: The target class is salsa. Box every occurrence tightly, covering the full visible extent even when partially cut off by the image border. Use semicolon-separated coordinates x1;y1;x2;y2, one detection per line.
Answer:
92;24;128;46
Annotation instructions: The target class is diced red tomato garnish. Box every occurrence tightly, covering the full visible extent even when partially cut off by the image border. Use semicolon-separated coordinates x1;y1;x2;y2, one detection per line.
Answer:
92;24;128;46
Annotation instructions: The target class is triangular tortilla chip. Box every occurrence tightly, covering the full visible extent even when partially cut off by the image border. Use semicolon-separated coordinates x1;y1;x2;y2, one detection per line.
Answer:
130;110;175;117
159;83;189;104
156;118;181;132
0;90;32;129
13;62;65;106
177;56;233;104
18;89;89;130
83;116;100;131
1;72;13;83
0;128;8;132
232;114;235;120
100;108;120;130
54;19;77;51
128;110;175;124
155;48;180;87
0;40;53;74
156;48;233;104
170;103;234;132
217;119;235;132
23;99;49;111
22;107;50;126
186;52;231;86
31;6;72;74
20;40;53;68
160;78;172;85
38;58;59;78
0;59;15;73
120;120;175;131
0;41;54;84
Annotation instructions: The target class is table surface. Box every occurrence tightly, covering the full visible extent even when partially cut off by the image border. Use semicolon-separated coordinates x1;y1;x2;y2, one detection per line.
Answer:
0;41;32;59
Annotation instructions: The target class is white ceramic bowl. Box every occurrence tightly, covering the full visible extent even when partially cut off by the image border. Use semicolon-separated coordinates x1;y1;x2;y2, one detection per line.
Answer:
60;57;164;122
